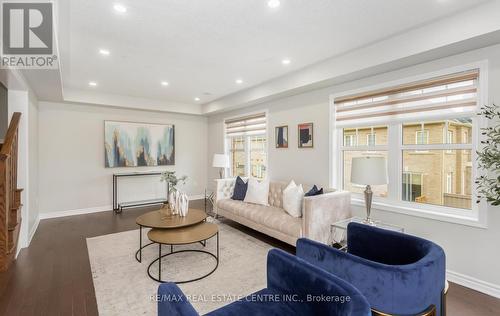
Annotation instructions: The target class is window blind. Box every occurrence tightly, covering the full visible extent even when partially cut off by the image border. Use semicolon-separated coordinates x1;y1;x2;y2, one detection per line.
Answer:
334;69;479;127
225;113;267;137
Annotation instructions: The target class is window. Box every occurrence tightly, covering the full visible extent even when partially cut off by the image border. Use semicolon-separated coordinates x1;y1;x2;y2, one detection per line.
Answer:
446;130;454;144
446;172;453;194
342;126;388;197
250;136;266;178
230;137;246;177
415;130;429;144
225;113;267;179
367;133;376;146
344;134;357;146
402;172;422;202
334;69;479;217
463;130;469;144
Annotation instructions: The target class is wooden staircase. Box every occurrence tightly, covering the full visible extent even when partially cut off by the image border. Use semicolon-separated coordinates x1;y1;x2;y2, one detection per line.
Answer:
0;112;22;272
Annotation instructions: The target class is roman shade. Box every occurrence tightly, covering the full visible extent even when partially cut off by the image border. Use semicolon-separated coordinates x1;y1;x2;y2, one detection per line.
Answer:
334;69;479;127
225;112;267;137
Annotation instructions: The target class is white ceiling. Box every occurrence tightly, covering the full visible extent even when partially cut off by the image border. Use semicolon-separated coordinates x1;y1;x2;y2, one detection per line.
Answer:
54;0;491;108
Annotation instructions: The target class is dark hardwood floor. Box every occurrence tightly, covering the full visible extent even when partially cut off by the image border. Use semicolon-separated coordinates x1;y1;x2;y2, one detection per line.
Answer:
0;201;499;315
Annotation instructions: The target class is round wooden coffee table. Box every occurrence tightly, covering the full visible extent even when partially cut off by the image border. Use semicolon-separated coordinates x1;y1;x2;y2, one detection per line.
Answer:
147;222;219;284
135;208;207;262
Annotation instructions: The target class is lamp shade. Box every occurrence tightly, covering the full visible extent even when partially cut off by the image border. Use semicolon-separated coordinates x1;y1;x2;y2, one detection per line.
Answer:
350;156;388;185
212;154;229;168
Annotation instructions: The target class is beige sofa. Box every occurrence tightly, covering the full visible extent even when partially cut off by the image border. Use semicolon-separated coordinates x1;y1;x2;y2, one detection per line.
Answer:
214;179;351;246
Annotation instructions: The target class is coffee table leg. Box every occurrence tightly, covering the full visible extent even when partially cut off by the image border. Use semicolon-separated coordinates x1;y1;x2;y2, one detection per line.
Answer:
139;226;142;263
159;244;162;281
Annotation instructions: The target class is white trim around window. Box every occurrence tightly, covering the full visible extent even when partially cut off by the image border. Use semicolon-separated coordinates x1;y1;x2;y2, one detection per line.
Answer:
329;61;489;228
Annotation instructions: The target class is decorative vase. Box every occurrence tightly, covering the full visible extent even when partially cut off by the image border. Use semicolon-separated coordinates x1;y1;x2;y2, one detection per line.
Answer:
160;202;172;217
178;192;189;217
169;191;179;214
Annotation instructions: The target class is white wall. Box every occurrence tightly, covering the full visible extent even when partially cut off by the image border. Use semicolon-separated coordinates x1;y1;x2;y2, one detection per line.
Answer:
207;88;331;189
38;102;207;215
207;43;500;296
0;83;7;138
28;94;39;242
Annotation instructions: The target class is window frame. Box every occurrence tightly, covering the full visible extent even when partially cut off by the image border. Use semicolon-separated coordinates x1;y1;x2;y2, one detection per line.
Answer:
329;62;488;228
415;129;429;145
223;110;269;180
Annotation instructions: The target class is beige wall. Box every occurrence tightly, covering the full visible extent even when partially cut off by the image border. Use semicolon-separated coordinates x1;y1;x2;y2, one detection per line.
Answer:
38;102;208;215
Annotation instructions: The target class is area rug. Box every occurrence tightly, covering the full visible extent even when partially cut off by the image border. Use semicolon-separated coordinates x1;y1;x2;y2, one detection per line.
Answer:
86;219;272;315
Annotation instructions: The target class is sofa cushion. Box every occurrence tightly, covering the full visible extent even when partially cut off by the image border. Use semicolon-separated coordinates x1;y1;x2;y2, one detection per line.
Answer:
231;176;248;201
282;180;304;218
217;199;302;237
305;185;323;196
244;178;269;206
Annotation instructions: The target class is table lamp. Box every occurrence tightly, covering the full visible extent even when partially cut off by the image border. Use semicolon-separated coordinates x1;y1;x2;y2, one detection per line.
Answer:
350;156;388;224
212;154;229;179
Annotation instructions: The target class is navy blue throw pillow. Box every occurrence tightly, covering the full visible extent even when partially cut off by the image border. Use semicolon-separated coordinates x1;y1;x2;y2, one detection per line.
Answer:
305;185;324;197
231;176;248;200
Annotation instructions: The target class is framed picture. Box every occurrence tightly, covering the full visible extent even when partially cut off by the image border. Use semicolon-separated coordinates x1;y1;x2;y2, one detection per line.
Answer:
275;125;288;148
104;120;175;168
298;123;313;148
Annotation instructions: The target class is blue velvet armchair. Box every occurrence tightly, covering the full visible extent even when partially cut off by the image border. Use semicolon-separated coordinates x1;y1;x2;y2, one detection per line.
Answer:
158;248;371;316
297;223;446;316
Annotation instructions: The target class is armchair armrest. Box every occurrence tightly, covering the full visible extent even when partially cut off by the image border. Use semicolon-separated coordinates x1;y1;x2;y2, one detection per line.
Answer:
267;249;371;316
157;283;198;316
297;238;397;276
302;190;351;244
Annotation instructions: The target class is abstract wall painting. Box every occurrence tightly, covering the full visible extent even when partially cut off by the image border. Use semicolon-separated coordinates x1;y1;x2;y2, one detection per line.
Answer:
104;121;175;168
298;123;313;148
275;125;288;148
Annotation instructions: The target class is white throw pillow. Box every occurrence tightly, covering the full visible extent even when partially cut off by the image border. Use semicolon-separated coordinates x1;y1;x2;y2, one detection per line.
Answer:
282;180;304;217
244;178;270;206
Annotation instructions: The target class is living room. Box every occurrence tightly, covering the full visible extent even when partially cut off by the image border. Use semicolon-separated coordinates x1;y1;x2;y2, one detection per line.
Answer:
1;0;500;315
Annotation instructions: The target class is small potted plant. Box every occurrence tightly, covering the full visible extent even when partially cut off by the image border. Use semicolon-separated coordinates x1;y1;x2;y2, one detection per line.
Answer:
160;171;188;215
476;103;500;206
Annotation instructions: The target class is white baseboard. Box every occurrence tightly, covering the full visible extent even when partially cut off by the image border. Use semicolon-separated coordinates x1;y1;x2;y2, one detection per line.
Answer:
39;195;206;220
28;216;40;245
447;269;500;299
40;205;114;219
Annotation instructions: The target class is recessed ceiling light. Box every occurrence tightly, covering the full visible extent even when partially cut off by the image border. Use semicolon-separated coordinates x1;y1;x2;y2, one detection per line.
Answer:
268;0;281;9
161;81;169;86
88;81;98;87
113;4;127;14
282;58;291;65
235;79;243;84
194;97;200;101
99;49;110;56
